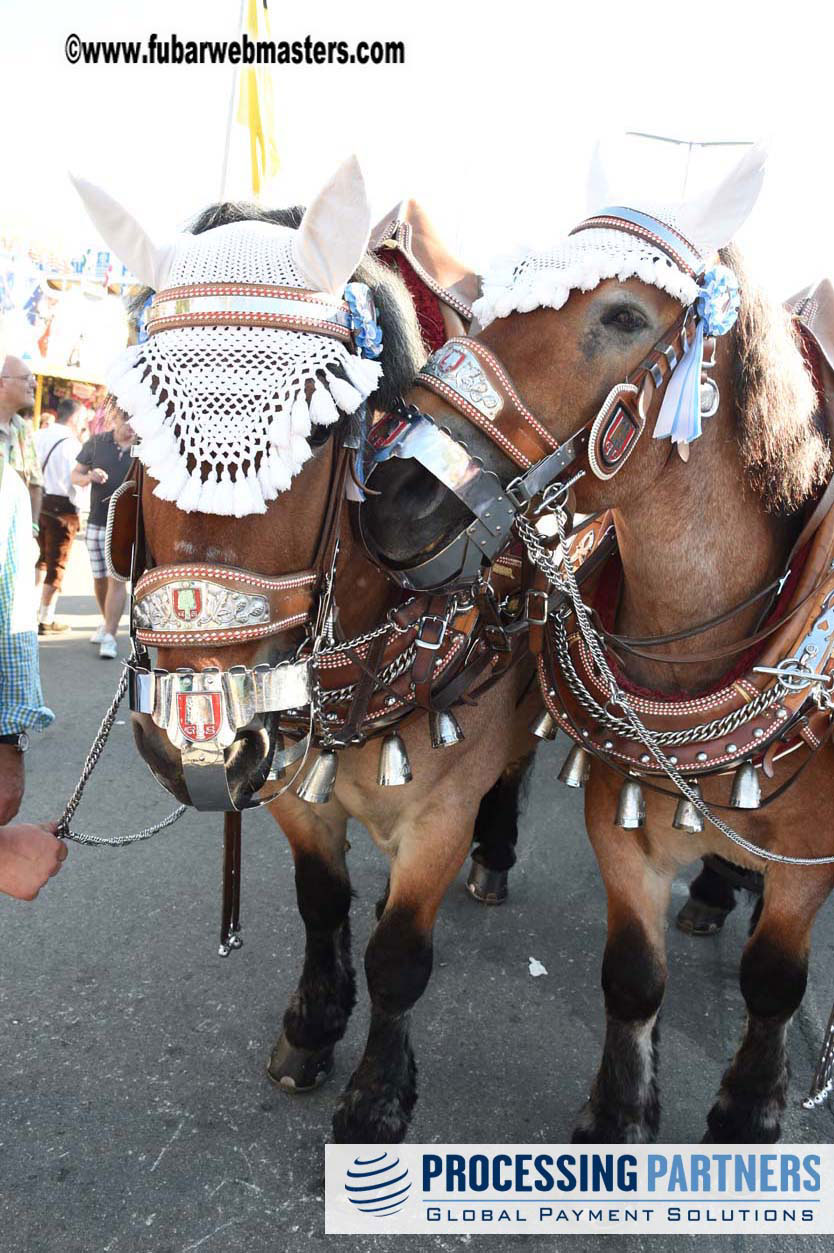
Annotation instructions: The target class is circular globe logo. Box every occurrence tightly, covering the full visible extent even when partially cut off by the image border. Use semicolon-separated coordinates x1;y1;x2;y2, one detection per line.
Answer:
344;1151;412;1217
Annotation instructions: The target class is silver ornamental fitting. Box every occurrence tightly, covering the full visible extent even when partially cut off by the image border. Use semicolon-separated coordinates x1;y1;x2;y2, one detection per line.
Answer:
558;744;591;787
615;778;646;829
133;579;270;633
129;660;310;751
673;781;705;833
730;761;762;810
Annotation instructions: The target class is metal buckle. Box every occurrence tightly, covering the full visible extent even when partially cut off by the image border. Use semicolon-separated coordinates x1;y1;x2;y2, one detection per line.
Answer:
415;615;448;651
505;476;530;510
525;589;550;626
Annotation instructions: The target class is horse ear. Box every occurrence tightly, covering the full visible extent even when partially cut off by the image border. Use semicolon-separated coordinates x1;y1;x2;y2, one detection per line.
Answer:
585;140;616;213
676;142;767;254
69;174;176;290
292;156;371;295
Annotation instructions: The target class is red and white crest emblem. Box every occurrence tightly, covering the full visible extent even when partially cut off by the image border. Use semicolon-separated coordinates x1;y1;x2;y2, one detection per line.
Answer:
176;692;221;742
173;586;202;622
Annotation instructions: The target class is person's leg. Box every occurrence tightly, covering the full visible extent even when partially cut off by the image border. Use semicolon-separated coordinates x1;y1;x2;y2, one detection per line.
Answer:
86;523;109;613
103;578;127;636
37;516;56;621
92;578;108;616
39;513;78;629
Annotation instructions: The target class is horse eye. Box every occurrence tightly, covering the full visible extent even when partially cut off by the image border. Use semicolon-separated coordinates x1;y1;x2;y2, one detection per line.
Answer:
602;306;648;333
308;424;335;448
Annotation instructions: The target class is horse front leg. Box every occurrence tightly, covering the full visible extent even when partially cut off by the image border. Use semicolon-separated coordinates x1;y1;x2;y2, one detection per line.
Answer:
266;792;356;1093
332;809;473;1143
706;863;834;1142
573;767;674;1143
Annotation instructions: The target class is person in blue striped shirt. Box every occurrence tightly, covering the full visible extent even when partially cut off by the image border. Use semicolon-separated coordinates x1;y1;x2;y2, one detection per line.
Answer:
0;348;67;896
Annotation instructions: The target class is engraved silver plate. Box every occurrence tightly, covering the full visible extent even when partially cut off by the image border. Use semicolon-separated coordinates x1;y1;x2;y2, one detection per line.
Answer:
134;580;270;633
421;343;503;421
150;293;350;329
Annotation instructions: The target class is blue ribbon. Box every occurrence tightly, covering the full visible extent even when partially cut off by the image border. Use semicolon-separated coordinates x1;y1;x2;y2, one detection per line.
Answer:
653;319;705;446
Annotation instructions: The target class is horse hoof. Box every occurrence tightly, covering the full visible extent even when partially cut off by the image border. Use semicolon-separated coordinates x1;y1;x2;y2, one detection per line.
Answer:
676;897;730;937
267;1033;334;1093
466;862;508;906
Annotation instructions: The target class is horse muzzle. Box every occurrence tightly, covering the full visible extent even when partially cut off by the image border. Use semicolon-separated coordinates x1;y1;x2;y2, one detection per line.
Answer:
129;660;310;810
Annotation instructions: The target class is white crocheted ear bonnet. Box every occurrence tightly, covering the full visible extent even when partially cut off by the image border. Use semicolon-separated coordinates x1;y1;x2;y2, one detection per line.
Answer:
473;144;767;328
71;158;382;517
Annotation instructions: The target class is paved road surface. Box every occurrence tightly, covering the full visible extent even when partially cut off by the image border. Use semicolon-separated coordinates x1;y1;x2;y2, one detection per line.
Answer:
1;539;833;1252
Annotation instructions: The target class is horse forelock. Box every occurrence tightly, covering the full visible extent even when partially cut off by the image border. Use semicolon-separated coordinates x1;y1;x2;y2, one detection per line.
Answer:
722;244;830;515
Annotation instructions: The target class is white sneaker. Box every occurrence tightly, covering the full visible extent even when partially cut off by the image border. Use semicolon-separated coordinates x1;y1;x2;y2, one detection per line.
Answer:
99;633;118;660
90;624;106;644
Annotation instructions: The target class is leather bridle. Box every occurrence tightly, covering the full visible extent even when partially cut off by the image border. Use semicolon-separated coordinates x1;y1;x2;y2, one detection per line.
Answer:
117;278;362;812
358;311;702;593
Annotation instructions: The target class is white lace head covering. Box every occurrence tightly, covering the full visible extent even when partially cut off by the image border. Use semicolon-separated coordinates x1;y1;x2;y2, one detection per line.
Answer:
72;158;383;516
473;144;767;328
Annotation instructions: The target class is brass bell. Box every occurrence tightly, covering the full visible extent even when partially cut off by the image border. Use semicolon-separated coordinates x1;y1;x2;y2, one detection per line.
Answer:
730;761;761;809
429;709;464;749
615;778;646;829
673;780;704;833
296;749;338;805
530;709;557;740
377;733;413;786
558;744;591;788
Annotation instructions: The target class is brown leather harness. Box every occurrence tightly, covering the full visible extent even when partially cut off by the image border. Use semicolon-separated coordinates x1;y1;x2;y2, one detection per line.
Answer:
107;266;531;812
361;291;834;806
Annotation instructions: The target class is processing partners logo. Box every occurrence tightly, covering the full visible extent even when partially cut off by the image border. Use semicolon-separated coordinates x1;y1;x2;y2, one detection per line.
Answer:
344;1150;412;1218
326;1144;834;1234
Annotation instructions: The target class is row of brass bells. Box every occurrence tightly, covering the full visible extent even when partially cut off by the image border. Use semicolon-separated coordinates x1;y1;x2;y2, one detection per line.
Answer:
296;714;467;806
296;732;416;805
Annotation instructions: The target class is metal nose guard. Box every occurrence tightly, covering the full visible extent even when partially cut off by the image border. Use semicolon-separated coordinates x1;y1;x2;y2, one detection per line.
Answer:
130;659;311;811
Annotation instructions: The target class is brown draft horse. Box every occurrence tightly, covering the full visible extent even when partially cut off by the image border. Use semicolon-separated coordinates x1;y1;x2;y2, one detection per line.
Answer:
364;245;834;1142
127;199;538;1144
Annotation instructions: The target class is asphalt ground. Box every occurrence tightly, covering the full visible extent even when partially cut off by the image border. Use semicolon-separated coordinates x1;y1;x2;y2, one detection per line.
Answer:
2;537;834;1253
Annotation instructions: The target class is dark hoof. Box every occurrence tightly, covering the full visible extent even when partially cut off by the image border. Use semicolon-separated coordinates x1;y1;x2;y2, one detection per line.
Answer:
676;896;731;937
267;1033;334;1093
466;862;508;906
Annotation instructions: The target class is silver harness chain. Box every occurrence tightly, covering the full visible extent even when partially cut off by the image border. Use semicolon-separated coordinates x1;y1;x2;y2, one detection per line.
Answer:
517;505;834;868
57;665;186;845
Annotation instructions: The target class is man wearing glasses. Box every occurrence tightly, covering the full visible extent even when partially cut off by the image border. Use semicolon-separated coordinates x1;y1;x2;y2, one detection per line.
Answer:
0;351;67;898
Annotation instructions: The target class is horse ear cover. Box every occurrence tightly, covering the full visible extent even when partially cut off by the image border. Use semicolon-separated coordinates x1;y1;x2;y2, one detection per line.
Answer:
69;173;178;291
292;155;372;297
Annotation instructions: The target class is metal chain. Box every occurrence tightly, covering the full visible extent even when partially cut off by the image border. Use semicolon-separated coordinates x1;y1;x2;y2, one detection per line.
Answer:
320;642;417;707
521;506;834;867
551;618;780;745
57;666;186;846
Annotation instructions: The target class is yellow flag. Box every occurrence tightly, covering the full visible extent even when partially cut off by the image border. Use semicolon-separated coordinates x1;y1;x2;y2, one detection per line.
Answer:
235;0;280;196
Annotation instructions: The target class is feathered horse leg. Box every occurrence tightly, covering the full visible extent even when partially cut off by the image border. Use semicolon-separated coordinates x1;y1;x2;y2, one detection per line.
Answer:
706;861;834;1142
572;764;673;1143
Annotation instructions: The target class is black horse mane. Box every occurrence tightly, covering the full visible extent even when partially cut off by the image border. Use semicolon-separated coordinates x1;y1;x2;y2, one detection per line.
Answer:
128;199;425;413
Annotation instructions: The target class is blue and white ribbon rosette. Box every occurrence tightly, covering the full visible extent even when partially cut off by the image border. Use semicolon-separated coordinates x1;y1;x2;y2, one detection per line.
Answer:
653;264;740;447
342;282;384;501
344;282;383;359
